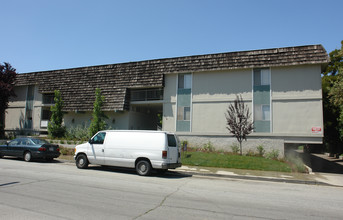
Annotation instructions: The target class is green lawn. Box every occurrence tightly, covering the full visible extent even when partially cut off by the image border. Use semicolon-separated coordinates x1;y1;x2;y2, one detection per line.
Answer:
181;151;293;172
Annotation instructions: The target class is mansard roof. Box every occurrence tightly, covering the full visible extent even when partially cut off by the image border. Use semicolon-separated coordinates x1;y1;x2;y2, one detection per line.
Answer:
15;44;329;111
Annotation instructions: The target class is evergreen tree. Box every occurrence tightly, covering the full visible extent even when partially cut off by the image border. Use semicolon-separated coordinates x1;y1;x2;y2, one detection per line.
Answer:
89;88;108;137
48;90;66;138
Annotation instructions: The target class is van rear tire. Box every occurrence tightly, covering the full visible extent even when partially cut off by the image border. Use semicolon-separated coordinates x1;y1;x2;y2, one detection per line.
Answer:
76;154;89;169
136;160;152;176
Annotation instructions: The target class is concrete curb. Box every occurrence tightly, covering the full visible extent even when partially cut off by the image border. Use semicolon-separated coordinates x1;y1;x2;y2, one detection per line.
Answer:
172;170;332;186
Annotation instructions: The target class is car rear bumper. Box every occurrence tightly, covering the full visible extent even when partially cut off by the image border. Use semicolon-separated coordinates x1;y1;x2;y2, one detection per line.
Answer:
32;151;60;159
161;163;182;169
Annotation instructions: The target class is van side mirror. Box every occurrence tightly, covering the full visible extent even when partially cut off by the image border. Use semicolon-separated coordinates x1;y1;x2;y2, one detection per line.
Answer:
88;139;93;144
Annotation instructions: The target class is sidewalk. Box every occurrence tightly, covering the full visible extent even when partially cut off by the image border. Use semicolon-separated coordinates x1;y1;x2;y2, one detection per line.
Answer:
174;165;343;187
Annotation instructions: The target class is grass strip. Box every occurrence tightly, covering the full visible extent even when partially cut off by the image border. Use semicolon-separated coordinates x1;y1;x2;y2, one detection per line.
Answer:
181;151;292;172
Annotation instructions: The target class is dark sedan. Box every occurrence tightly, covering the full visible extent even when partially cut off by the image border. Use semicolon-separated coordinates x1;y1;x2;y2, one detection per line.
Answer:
0;138;60;162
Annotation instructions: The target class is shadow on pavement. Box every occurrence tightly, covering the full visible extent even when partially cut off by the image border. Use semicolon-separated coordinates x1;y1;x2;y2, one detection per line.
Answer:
292;151;343;174
309;154;343;174
88;165;192;179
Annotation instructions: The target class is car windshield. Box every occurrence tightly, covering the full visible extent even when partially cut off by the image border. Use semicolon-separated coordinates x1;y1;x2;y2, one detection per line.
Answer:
31;139;49;145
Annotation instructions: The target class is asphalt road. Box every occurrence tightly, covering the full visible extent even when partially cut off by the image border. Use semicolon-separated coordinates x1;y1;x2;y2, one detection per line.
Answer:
1;158;343;220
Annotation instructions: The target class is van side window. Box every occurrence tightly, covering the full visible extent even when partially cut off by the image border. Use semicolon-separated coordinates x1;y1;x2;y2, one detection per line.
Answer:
92;132;106;144
167;134;177;147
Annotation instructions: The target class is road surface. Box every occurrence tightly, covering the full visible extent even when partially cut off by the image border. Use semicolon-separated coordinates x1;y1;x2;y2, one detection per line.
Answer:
1;158;343;220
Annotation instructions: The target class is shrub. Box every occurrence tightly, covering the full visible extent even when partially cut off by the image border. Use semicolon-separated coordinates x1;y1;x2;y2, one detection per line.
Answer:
266;149;279;160
59;146;74;156
66;125;90;141
256;145;265;157
202;141;215;152
230;144;240;154
245;149;256;157
181;141;189;151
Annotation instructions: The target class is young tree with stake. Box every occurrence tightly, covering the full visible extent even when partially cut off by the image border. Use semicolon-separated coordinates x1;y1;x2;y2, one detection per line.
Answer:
225;95;254;155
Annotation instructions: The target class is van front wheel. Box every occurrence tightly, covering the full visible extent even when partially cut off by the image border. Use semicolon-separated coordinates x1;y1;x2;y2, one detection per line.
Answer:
136;160;152;176
76;154;89;169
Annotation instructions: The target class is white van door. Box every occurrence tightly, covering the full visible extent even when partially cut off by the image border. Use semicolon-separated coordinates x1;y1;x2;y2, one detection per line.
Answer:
167;134;179;163
88;132;106;165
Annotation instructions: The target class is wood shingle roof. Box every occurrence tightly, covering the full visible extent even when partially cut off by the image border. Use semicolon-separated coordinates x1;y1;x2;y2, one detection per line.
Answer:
15;44;329;111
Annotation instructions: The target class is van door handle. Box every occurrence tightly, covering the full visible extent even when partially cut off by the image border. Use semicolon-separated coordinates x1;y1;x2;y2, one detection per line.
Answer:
102;149;104;152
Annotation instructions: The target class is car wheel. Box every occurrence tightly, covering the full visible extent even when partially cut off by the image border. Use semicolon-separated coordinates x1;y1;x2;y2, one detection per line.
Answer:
136;160;152;176
0;154;3;158
76;154;89;169
24;151;32;162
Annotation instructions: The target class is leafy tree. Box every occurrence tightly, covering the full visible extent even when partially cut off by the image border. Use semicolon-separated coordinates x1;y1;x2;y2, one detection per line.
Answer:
0;62;17;138
89;88;108;137
48;90;66;138
323;41;343;76
328;43;343;144
225;95;254;155
322;40;343;154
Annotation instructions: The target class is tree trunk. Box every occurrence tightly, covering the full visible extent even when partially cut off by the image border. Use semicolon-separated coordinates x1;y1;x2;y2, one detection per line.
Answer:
239;141;242;156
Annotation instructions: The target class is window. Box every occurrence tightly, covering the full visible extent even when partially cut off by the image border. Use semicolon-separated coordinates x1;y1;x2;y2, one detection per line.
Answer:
167;134;177;147
254;69;270;86
253;68;271;133
262;105;270;121
255;105;270;121
91;132;106;144
42;109;52;120
178;74;192;89
43;93;55;104
177;107;190;121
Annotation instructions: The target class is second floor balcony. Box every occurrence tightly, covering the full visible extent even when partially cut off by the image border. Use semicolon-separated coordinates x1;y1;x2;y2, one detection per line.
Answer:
130;88;164;102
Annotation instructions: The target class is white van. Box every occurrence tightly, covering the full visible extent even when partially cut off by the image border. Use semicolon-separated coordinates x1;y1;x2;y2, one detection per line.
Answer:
74;130;182;176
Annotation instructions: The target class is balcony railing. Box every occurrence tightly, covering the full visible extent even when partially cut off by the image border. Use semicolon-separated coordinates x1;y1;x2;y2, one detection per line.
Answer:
130;88;163;101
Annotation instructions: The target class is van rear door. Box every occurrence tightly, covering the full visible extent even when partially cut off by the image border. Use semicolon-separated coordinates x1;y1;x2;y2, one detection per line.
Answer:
167;134;180;163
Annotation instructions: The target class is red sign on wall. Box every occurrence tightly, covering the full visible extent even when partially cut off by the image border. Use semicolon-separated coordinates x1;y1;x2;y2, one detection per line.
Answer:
311;127;322;133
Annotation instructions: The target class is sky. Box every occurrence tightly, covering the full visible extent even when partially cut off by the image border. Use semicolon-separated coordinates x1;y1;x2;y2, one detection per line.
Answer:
1;0;342;73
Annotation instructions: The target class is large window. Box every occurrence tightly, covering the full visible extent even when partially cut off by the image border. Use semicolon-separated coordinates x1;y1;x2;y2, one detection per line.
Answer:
253;68;271;132
176;73;192;132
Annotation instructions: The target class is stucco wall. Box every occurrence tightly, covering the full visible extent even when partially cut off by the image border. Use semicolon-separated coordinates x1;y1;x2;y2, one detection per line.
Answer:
163;74;177;131
271;65;323;137
5;108;25;130
192;69;252;102
273;100;323;135
271;65;322;100
163;64;323;146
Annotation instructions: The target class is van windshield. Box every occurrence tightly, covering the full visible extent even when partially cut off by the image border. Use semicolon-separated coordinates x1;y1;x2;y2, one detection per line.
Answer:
167;134;177;147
